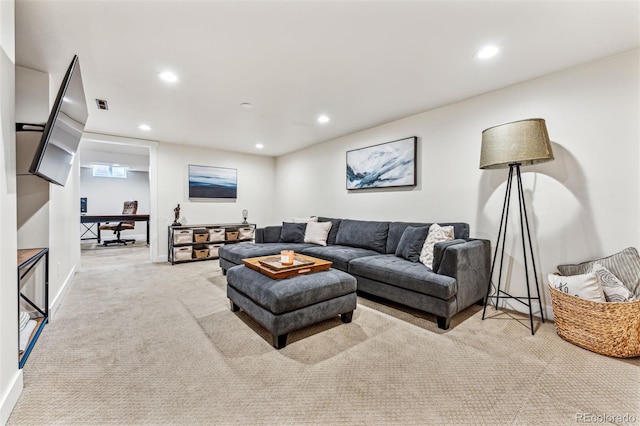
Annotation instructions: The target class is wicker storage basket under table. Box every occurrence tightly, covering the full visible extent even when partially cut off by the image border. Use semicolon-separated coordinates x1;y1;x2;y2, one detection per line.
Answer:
549;285;640;358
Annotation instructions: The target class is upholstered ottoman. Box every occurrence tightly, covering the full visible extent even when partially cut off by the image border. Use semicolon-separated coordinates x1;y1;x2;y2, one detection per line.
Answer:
226;265;357;349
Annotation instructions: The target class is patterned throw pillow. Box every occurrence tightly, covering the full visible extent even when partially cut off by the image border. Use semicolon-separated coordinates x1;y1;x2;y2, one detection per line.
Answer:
589;263;635;302
548;272;606;302
420;223;454;269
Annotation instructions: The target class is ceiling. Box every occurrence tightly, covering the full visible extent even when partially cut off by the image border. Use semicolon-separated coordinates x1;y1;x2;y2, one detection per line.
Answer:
15;1;640;159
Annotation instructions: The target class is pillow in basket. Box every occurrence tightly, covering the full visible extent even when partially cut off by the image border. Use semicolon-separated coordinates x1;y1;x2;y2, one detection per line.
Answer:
548;272;606;302
557;247;640;299
589;263;635;302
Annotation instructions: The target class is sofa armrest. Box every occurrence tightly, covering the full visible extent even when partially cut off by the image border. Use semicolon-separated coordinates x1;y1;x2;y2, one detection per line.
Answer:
432;239;466;272
436;239;491;309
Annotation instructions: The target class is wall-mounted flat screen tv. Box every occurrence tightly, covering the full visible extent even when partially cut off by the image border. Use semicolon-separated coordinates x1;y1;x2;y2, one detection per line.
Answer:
29;55;88;186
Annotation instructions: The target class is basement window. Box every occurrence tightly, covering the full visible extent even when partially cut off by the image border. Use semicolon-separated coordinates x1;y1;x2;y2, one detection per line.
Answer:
92;164;128;178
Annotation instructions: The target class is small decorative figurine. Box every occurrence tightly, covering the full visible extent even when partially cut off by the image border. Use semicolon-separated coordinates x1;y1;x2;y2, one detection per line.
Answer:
172;204;181;226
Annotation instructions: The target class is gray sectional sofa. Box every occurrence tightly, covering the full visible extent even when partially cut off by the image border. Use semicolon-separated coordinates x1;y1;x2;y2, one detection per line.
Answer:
219;217;491;330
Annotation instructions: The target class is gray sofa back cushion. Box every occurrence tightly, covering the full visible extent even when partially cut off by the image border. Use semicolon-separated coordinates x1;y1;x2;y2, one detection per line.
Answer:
335;219;390;253
318;217;342;245
386;222;470;254
262;226;283;243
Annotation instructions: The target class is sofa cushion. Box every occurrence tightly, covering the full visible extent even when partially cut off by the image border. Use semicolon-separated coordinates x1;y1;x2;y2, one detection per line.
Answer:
349;254;457;300
262;226;282;243
279;222;307;243
335;219;390;253
304;221;332;246
219;242;315;266
300;245;380;271
318;217;342;245
395;226;429;262
557;247;640;298
386;222;429;254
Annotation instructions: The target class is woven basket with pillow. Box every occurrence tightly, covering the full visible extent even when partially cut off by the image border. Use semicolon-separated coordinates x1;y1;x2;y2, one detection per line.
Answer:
548;247;640;358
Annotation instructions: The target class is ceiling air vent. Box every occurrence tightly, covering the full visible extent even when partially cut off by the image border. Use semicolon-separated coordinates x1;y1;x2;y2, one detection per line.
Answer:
95;99;109;110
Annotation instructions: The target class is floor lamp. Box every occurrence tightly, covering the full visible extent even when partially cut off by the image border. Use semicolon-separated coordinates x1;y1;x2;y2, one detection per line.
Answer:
480;118;554;335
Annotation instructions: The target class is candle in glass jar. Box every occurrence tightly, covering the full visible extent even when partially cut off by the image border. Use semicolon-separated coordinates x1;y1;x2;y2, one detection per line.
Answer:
280;250;294;265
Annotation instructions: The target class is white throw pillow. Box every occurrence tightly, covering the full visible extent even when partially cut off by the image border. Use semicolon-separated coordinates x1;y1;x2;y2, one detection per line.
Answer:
304;221;332;246
292;216;318;223
589;263;635;302
548;272;606;302
419;223;454;269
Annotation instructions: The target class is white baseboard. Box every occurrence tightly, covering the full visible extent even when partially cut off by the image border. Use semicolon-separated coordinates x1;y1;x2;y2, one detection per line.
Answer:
154;254;168;263
0;369;23;426
49;264;76;322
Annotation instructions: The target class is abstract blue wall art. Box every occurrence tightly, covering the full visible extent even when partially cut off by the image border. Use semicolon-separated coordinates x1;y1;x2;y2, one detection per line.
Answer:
188;165;237;199
346;137;417;189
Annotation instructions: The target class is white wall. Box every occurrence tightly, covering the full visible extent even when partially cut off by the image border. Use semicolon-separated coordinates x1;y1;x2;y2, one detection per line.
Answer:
80;167;150;239
0;0;22;423
156;142;277;261
47;158;81;318
15;67;49;249
275;50;640;318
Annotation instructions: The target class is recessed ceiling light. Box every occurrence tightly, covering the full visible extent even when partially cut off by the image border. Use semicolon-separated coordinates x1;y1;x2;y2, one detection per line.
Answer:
317;115;330;124
475;45;499;59
158;71;178;83
241;102;254;109
255;143;264;149
139;124;151;131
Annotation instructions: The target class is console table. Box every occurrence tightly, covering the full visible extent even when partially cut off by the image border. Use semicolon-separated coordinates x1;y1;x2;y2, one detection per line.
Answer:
168;223;255;264
17;248;49;368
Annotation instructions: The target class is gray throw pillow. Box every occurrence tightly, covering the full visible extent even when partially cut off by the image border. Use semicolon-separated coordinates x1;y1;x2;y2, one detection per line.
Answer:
279;222;306;243
395;226;429;263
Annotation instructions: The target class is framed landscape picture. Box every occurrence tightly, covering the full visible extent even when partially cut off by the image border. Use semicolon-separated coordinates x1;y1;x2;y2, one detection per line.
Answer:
346;136;417;189
188;165;237;199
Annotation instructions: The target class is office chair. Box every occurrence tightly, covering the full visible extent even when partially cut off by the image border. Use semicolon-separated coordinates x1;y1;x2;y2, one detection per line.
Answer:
100;200;138;246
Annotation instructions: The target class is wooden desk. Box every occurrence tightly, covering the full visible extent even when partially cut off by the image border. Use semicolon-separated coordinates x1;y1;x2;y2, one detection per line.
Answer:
80;214;150;244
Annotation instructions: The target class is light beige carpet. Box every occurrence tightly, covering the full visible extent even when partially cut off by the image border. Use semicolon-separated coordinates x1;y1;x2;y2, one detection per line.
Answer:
8;245;640;425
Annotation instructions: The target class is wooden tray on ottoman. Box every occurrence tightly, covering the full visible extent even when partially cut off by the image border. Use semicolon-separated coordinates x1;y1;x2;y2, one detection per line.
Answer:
243;253;332;280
